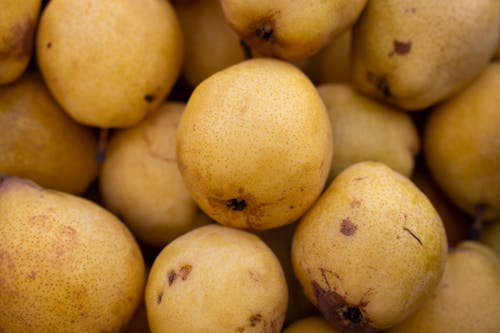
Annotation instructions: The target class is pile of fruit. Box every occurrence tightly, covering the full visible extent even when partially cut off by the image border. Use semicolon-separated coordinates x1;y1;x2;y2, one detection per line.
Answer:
1;0;499;332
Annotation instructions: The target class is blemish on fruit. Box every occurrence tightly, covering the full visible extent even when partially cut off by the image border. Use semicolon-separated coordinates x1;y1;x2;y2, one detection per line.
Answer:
393;40;412;55
28;271;36;280
157;292;163;304
312;281;375;332
366;71;391;98
226;198;246;211
6;16;35;59
46;42;52;49
179;264;192;280
167;270;177;286
350;199;361;208
403;227;423;246
144;94;155;103
249;313;263;326
340;218;357;236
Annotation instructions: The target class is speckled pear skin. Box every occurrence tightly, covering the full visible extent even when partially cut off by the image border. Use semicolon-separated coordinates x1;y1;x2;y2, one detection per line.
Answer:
0;176;146;333
176;58;333;230
292;161;447;332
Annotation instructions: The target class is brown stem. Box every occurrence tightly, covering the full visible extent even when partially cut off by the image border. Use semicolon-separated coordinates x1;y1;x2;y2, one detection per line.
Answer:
240;39;253;59
95;128;109;163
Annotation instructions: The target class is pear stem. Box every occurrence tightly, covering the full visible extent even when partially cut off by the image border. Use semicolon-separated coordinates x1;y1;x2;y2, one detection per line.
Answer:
95;128;109;163
469;203;487;239
240;40;253;59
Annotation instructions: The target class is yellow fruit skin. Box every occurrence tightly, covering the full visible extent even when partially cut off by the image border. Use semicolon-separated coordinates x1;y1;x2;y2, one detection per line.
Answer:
387;241;500;333
351;0;500;110
175;0;245;87
424;63;500;220
0;177;146;333
292;161;447;332
145;224;288;333
176;58;333;230
220;0;366;61
283;316;342;333
0;0;41;84
317;83;419;182
36;0;183;128
99;102;211;248
0;72;98;194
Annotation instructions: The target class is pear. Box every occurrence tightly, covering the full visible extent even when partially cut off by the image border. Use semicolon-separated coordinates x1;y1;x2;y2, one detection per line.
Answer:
283;316;341;333
0;176;146;333
174;0;245;87
145;224;288;333
219;0;367;61
424;63;500;222
36;0;183;128
0;71;98;194
176;58;333;230
291;161;447;332
317;83;419;183
304;30;352;85
479;221;500;257
387;241;500;333
351;0;500;110
99;102;211;248
0;0;42;84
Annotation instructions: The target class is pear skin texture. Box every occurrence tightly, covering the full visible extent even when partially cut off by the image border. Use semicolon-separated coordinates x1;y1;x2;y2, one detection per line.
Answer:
99;102;211;248
0;0;41;84
176;58;333;230
387;241;500;333
317;84;419;183
424;63;500;220
219;0;367;61
0;72;98;194
351;0;500;110
283;316;342;333
145;224;288;333
291;161;448;332
0;177;146;333
174;0;245;87
36;0;183;128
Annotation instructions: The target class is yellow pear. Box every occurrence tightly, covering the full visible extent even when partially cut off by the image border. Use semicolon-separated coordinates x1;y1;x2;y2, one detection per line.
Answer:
351;0;500;110
387;241;500;333
174;0;245;87
0;71;98;194
0;176;146;333
283;316;342;333
291;161;447;332
99;102;211;248
317;84;419;183
424;63;500;221
36;0;183;128
145;224;288;333
219;0;367;61
176;58;333;230
304;30;352;85
0;0;42;84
